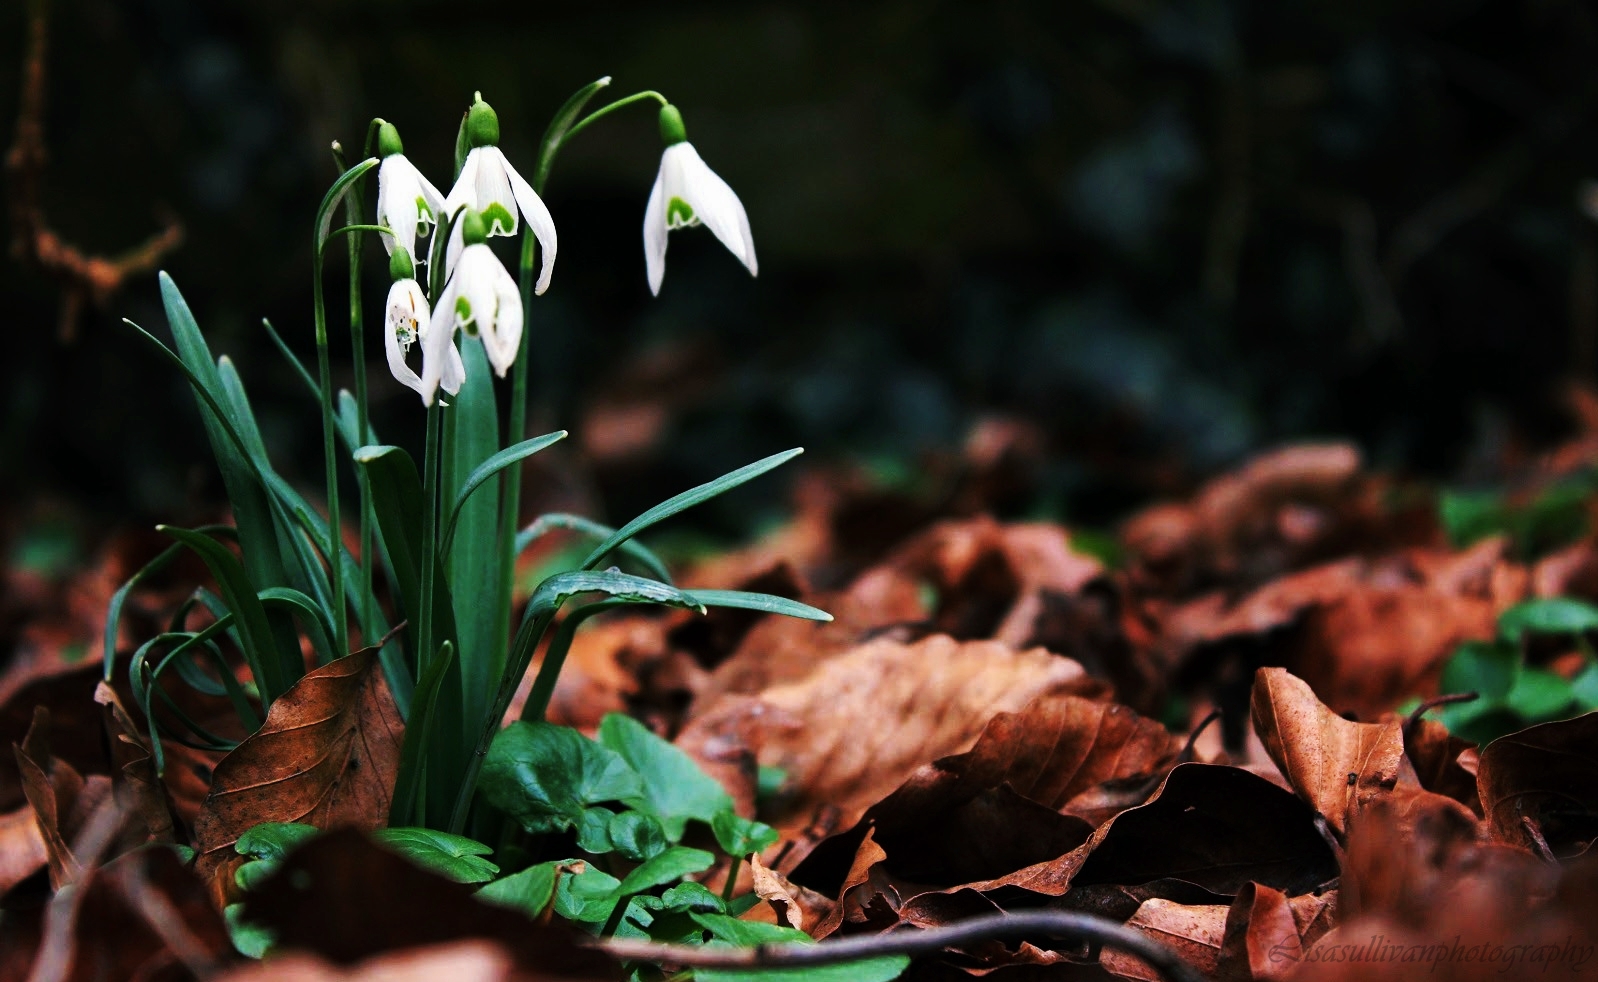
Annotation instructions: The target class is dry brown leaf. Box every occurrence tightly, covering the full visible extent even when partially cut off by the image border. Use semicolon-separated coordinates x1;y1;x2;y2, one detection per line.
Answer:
1250;668;1405;833
937;762;1338;899
242;828;622;978
688;564;930;714
1475;712;1598;858
94;681;178;844
12;705;105;889
751;854;837;935
1123;442;1405;597
797;694;1173;889
1402;714;1481;815
1101;898;1228;981
682;634;1100;841
1341;787;1541;927
1218;882;1335;982
193;648;403;903
810;827;890;939
210;942;515;982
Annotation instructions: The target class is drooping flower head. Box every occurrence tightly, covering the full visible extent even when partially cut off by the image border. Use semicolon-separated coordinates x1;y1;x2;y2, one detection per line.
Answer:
375;120;445;267
421;208;523;405
643;104;757;296
385;246;462;404
443;94;558;294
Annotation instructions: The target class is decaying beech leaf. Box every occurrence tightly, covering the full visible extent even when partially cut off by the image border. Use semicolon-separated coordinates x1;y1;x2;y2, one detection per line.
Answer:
1217;882;1336;982
931;762;1339;900
209;942;517;982
193;648;403;903
1475;712;1598;858
1250;668;1404;833
1102;897;1228;981
243;828;621;978
751;853;837;934
801;694;1173;888
681;634;1101;841
1401;714;1481;815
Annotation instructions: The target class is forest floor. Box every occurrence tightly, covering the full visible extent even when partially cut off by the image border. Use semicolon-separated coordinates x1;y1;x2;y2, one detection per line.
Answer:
2;415;1597;981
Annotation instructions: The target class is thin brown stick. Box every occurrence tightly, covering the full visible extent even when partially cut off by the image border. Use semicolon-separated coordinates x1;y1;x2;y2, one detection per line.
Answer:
115;861;222;978
1404;691;1479;738
26;796;126;982
596;910;1207;982
6;0;183;341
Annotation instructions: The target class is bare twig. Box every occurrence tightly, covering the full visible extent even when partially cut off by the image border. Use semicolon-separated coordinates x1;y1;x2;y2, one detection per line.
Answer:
1403;691;1479;738
115;860;222;978
27;796;127;982
6;0;183;341
595;910;1207;982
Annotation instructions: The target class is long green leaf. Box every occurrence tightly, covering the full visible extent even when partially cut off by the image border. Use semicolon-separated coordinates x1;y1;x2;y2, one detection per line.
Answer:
682;590;833;622
258;587;338;666
579;449;803;570
390;640;457;828
155;278;304;678
354;445;460;657
104;528;233;680
517;513;673;584
532;75;613;193
441;429;568;559
443;341;504;805
524;569;707;624
315;156;379;250
159;525;294;703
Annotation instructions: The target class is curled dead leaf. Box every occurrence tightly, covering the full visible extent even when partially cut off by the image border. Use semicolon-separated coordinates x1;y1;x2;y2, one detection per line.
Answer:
1250;668;1405;833
193;648;403;904
681;634;1101;843
1475;712;1598;858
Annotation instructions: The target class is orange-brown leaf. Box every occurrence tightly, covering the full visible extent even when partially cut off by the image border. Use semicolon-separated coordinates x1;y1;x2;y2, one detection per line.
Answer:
1251;667;1404;833
193;649;402;900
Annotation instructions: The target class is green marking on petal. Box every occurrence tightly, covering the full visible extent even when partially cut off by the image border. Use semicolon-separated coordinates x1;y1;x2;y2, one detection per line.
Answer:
455;296;476;335
481;201;517;237
666;197;696;228
415;197;434;233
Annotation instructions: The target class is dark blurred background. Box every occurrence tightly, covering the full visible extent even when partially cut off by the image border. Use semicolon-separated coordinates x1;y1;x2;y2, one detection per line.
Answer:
6;0;1598;549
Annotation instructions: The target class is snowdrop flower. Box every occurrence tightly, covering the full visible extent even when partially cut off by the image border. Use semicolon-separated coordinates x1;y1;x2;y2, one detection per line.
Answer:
643;104;757;296
421;209;522;405
375;121;445;267
385;247;463;404
442;94;557;294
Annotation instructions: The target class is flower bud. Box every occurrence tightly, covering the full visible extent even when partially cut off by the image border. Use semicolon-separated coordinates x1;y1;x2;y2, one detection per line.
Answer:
658;104;688;146
467;94;500;148
459;208;489;246
389;245;415;282
377;120;404;159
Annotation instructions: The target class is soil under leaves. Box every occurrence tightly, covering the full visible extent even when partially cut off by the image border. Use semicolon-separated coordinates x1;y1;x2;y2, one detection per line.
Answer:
3;436;1597;980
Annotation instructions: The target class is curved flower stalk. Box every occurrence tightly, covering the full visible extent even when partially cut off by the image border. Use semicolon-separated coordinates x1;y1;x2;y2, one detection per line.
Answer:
421;209;522;404
384;247;463;403
643;104;757;296
375;121;445;267
443;94;558;294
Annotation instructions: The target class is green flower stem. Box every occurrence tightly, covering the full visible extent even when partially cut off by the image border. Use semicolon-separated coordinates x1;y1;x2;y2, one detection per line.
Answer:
311;248;349;660
337;161;377;649
324;223;394;240
418;399;443;682
558;90;668;147
721;857;741;903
